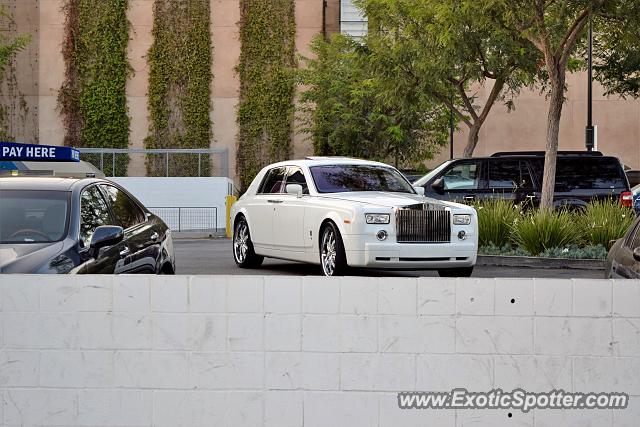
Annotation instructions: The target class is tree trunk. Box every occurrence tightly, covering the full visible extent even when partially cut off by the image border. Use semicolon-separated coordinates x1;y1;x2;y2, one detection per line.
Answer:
463;123;481;158
539;79;566;211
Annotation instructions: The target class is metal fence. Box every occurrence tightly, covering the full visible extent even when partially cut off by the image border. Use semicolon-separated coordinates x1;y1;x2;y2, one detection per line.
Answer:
76;148;230;178
149;207;218;232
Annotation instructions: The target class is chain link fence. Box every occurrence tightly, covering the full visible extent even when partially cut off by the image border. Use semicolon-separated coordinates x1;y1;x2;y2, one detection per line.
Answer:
149;207;219;231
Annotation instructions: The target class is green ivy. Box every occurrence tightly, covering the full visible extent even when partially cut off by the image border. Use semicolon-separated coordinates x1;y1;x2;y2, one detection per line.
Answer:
237;0;296;189
145;0;212;177
59;0;131;176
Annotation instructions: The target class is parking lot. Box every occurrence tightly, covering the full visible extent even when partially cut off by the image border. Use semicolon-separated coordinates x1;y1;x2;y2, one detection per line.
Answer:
174;238;602;278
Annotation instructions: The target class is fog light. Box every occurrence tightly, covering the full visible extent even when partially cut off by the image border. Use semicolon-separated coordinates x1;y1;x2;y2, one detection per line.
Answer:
376;230;388;241
458;230;467;240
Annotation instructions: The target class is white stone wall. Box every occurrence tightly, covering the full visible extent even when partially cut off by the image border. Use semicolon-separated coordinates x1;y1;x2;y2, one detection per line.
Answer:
1;275;640;426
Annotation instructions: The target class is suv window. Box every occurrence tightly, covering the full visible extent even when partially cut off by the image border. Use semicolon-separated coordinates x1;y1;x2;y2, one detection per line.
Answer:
101;185;145;229
556;158;625;190
258;167;287;194
489;160;534;189
442;161;481;191
80;185;112;247
285;167;309;194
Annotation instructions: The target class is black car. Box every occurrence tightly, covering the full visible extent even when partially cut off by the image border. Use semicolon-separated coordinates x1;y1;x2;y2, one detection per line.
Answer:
605;214;640;279
414;151;633;210
0;176;175;274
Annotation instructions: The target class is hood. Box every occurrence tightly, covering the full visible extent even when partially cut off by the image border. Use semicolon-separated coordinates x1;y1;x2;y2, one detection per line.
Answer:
0;242;64;273
318;192;453;209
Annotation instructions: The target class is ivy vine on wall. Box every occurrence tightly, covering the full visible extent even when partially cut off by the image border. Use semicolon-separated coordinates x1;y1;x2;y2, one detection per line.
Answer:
145;0;212;177
59;0;131;176
237;0;296;189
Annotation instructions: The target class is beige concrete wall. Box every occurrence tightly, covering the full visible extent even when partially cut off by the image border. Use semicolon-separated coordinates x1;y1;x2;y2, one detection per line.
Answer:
22;1;640;178
430;73;640;170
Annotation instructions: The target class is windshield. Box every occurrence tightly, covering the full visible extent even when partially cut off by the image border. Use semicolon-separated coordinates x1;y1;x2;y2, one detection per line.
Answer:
413;160;453;186
0;190;69;243
310;164;415;194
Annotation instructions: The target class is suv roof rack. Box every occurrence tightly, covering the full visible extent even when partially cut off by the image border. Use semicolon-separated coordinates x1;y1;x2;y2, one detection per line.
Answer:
491;151;603;157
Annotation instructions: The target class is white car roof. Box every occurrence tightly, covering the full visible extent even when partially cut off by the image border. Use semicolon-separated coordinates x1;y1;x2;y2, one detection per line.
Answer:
266;157;394;169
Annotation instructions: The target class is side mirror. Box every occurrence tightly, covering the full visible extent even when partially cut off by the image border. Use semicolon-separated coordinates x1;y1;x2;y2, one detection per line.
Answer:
431;178;445;195
90;225;124;252
634;247;640;262
286;184;303;198
413;186;425;196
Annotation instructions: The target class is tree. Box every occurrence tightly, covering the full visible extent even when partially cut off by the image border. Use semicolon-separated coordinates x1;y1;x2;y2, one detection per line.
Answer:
0;7;29;76
357;0;540;157
482;0;638;210
298;34;451;168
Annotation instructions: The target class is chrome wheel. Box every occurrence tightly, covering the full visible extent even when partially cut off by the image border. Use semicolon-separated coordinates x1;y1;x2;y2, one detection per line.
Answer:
234;221;249;263
321;227;337;276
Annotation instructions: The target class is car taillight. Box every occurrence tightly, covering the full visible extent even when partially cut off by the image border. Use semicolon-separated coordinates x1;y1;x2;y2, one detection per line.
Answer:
620;191;633;207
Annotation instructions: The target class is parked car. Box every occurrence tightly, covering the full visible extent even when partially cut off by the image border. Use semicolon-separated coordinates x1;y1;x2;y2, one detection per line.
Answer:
414;151;633;210
230;157;478;277
632;183;640;216
0;176;175;274
605;214;640;279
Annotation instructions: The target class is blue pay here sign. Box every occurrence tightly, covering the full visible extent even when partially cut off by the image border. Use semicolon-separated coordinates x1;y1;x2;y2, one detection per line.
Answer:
0;142;80;162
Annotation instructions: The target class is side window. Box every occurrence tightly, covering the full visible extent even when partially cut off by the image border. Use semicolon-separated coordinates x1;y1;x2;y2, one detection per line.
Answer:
258;167;287;194
80;185;112;247
285;167;309;194
442;162;480;191
489;160;533;189
101;185;145;229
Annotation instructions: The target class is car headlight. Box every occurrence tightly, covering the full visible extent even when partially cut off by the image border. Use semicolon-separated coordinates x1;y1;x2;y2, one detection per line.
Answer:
366;214;390;224
453;214;472;225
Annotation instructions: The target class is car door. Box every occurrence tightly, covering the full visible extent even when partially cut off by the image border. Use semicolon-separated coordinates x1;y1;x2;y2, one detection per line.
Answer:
614;219;640;279
487;159;536;205
77;184;125;274
249;166;287;250
438;159;485;203
271;166;309;251
100;184;158;274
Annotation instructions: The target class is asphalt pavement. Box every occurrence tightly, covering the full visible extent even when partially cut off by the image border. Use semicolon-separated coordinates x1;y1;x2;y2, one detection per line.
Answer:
174;238;602;278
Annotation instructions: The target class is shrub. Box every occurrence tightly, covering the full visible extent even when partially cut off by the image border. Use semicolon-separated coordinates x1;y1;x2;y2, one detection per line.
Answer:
473;199;522;247
577;199;635;247
511;209;577;256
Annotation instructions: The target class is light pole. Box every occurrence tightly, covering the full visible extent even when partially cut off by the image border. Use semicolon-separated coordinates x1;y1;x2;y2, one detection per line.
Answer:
585;13;595;151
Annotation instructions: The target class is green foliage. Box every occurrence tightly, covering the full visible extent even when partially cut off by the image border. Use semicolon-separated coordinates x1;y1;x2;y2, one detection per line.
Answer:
145;0;212;177
577;199;636;247
237;0;296;190
479;243;608;260
473;199;522;247
511;210;578;256
298;34;450;169
0;5;30;141
355;0;540;156
59;0;131;176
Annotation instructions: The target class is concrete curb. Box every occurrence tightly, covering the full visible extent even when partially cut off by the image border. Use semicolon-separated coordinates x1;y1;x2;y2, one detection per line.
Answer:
477;255;605;270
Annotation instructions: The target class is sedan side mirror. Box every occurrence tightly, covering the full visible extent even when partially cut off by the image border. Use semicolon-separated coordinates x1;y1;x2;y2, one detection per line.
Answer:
90;225;124;252
413;186;425;196
286;184;303;198
634;247;640;262
431;178;445;195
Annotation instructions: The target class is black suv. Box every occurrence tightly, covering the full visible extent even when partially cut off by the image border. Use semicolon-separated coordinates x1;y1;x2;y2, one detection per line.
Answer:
414;151;633;209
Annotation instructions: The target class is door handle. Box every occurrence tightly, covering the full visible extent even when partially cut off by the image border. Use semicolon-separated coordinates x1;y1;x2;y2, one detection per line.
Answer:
150;232;160;241
268;199;284;204
119;247;131;258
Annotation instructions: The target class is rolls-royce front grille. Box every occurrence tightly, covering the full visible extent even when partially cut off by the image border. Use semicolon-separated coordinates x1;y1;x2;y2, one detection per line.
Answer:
395;209;451;243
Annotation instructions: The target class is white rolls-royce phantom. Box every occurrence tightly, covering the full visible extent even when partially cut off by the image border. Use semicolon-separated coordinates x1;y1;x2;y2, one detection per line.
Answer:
230;157;478;277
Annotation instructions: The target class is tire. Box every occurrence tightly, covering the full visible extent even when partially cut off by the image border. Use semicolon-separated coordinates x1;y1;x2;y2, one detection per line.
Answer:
233;216;264;268
438;267;474;278
319;221;348;276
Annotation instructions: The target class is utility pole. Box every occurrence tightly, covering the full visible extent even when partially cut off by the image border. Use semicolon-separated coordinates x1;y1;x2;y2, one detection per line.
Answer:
585;13;595;151
449;104;454;159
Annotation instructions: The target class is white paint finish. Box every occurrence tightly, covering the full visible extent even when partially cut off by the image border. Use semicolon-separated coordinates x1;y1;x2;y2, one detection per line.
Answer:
534;317;612;356
456;278;495;315
109;177;233;230
2;276;640;427
534;278;573;316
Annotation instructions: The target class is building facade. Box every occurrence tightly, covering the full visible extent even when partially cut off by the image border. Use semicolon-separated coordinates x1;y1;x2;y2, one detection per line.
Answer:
4;0;640;183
